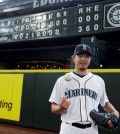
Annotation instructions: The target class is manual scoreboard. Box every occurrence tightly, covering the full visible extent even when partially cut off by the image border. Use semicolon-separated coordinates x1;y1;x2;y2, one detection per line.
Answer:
0;2;120;43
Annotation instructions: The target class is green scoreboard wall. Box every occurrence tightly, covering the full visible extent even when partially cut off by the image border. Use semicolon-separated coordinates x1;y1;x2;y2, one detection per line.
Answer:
0;69;119;134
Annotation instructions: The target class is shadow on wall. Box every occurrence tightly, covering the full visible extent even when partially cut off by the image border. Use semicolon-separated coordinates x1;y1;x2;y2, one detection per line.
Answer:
0;63;12;69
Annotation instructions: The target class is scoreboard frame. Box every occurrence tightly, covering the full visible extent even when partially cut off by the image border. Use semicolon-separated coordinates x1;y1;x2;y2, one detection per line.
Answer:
0;1;120;43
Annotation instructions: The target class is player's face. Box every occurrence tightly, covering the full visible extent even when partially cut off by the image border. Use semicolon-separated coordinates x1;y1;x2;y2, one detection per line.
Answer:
72;52;92;71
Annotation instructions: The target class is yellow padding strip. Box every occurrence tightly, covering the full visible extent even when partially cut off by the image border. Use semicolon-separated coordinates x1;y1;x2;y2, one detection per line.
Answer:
0;69;120;73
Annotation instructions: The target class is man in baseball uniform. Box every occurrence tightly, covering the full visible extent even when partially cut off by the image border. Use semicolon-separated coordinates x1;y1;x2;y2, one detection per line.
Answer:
49;44;119;134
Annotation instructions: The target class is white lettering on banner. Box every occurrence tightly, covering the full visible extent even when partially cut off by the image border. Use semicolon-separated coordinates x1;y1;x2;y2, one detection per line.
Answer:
33;0;73;8
33;0;39;8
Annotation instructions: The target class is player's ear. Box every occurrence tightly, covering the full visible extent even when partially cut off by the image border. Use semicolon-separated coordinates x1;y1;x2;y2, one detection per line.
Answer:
90;56;92;61
71;55;75;62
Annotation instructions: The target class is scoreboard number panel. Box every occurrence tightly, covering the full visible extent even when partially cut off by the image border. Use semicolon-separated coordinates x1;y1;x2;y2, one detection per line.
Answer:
75;4;102;35
0;2;103;43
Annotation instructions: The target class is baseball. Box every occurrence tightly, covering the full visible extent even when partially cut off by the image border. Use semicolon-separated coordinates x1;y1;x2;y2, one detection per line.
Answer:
64;73;72;81
100;64;103;68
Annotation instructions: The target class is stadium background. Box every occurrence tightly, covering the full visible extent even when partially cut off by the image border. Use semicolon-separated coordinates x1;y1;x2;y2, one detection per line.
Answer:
0;0;120;134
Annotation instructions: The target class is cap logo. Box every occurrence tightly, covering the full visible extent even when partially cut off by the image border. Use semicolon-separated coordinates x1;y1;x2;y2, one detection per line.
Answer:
82;44;87;50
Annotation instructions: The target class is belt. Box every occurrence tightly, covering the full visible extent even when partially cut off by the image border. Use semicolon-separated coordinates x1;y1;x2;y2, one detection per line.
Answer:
66;122;92;129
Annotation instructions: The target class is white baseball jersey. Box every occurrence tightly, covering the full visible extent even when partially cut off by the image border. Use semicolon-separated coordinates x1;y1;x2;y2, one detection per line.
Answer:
49;72;109;124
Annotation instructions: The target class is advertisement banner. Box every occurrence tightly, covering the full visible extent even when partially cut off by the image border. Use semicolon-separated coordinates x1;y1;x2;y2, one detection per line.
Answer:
0;74;23;121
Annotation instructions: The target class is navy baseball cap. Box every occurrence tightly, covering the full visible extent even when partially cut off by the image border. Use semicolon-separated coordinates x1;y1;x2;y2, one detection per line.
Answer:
74;44;92;56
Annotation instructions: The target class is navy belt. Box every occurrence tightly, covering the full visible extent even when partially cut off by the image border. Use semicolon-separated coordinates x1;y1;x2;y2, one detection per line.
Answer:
66;122;92;129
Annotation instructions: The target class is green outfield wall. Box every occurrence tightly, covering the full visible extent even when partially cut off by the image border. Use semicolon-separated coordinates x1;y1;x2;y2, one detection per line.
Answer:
0;69;119;134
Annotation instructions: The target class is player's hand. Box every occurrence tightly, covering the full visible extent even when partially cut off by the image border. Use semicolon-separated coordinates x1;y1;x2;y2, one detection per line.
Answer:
107;111;119;128
107;120;114;128
60;96;71;111
113;111;119;118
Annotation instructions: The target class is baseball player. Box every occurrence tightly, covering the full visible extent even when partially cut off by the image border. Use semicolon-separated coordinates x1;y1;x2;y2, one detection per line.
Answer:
49;44;119;134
